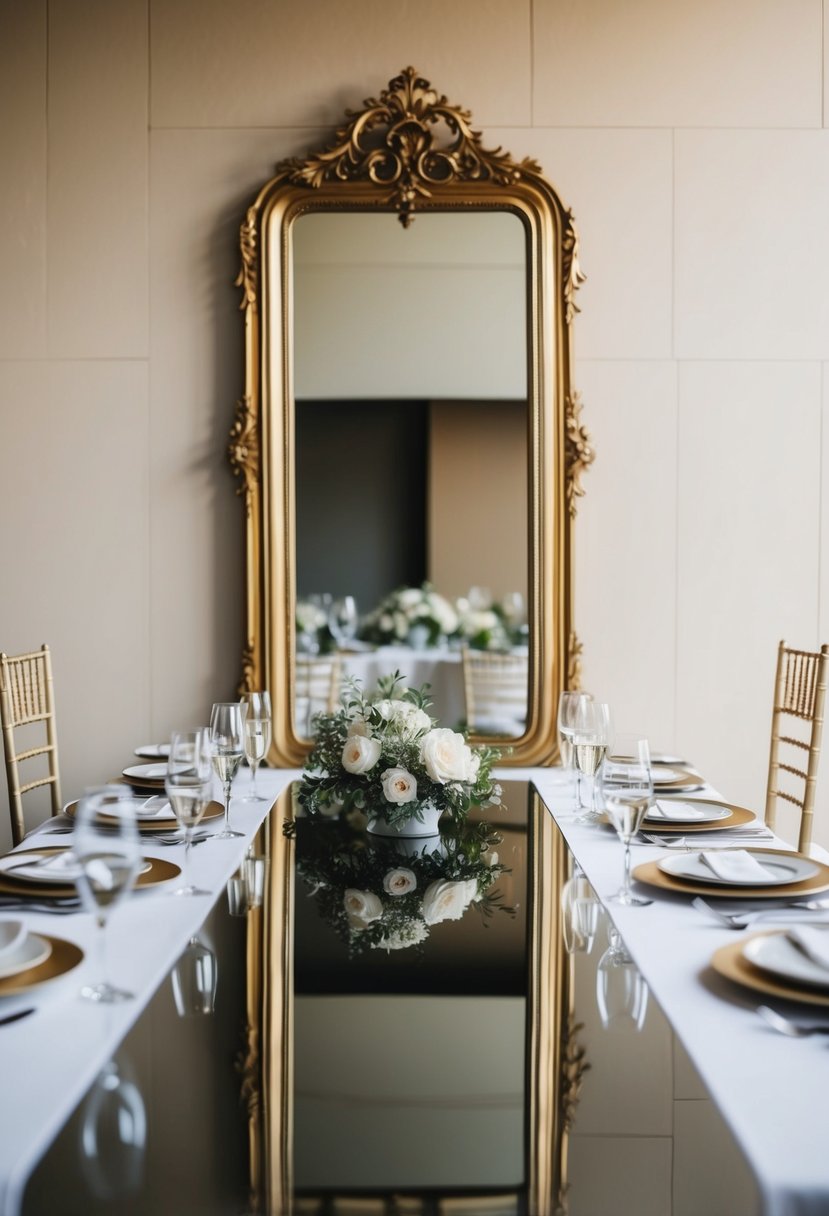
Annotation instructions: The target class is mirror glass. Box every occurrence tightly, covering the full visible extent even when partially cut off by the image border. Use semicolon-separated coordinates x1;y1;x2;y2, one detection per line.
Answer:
292;210;530;737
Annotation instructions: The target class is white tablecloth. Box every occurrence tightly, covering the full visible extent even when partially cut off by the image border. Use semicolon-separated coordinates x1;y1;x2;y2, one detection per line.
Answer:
531;768;829;1216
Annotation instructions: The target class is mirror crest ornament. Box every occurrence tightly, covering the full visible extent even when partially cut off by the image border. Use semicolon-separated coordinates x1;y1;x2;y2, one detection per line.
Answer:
231;68;594;767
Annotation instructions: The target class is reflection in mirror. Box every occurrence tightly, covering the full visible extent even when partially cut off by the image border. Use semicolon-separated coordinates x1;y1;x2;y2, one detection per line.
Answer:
79;1055;147;1201
293;211;529;736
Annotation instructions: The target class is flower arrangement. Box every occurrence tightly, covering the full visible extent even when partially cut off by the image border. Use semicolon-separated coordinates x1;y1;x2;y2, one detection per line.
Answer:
455;591;527;651
295;597;334;654
293;816;512;953
359;583;459;649
297;673;502;833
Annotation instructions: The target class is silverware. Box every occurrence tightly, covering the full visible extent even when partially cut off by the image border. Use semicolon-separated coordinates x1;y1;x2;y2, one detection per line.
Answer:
757;1005;829;1038
0;1007;35;1027
691;896;829;929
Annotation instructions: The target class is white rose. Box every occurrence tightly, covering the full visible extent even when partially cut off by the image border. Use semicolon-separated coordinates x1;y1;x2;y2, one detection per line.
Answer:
422;878;479;925
347;715;370;738
380;613;394;631
421;728;474;784
432;597;458;634
383;867;417;896
343;888;384;930
341;735;381;774
393;611;409;638
381;766;418;804
398;588;422;608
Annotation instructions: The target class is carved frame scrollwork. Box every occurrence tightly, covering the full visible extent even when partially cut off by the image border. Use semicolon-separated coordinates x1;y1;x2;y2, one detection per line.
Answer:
233;68;593;765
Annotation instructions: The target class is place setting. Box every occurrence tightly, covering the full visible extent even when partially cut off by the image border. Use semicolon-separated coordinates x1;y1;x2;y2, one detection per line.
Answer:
711;924;829;1010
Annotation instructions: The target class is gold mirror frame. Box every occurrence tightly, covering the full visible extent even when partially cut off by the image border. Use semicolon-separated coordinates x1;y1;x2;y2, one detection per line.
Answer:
231;67;593;767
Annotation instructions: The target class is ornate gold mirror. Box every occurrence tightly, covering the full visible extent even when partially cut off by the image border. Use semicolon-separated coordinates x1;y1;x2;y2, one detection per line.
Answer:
231;68;592;767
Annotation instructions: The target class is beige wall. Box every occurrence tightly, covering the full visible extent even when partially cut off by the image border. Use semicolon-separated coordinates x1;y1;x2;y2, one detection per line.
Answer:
1;0;827;849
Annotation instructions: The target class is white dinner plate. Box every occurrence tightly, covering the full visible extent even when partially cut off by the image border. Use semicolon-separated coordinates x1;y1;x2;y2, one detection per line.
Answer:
651;768;686;785
134;743;171;760
658;850;819;888
744;932;829;991
99;798;173;823
122;763;167;782
0;919;25;960
0;933;52;980
645;799;731;825
0;850;152;883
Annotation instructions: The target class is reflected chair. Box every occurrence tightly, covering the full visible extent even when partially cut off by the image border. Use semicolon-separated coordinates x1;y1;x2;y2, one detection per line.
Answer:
295;655;342;737
765;640;829;852
0;644;62;845
461;648;528;738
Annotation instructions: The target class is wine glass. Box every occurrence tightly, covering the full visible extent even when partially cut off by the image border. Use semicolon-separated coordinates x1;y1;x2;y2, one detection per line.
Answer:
572;699;612;824
596;926;649;1031
600;735;654;906
209;702;245;840
557;690;592;809
73;786;142;1003
239;690;272;803
328;596;358;650
560;868;601;954
79;1054;146;1199
165;729;213;895
171;935;218;1017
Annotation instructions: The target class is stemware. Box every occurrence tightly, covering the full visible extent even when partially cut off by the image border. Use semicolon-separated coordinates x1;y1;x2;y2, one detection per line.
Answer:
209;702;245;840
73;786;142;1003
561;868;601;954
79;1055;147;1200
600;736;654;907
165;729;212;895
328;596;358;650
557;690;592;809
572;699;612;824
596;925;649;1031
239;690;272;804
171;935;218;1017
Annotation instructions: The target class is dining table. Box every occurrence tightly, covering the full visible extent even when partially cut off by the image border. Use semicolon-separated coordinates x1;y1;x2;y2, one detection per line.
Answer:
1;763;828;1215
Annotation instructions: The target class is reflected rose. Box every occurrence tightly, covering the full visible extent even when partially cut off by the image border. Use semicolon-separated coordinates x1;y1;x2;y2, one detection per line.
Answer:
422;877;479;924
343;888;383;929
383;867;417;896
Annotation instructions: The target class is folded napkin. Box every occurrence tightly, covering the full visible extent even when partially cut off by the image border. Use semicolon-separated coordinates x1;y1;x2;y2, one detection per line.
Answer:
648;800;708;821
8;850;81;881
787;926;829;971
699;849;773;882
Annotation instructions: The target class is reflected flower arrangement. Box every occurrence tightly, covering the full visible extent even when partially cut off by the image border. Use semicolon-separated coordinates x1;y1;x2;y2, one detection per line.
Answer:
293;817;513;954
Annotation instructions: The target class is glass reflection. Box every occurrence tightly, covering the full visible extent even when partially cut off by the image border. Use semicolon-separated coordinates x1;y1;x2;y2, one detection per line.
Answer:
595;925;649;1032
561;869;601;955
171;935;218;1017
79;1055;146;1201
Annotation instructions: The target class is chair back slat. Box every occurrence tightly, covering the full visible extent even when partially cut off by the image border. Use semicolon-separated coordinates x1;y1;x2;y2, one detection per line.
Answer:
295;655;342;738
462;648;528;738
765;640;828;853
0;645;62;845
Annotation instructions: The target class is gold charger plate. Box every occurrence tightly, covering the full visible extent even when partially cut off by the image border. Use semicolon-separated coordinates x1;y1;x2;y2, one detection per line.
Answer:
0;848;180;898
711;932;829;1008
64;798;224;834
0;935;84;997
633;848;829;900
640;802;756;834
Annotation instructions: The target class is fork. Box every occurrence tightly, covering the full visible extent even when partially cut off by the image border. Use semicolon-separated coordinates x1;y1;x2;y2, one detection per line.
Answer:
691;896;829;929
757;1005;829;1038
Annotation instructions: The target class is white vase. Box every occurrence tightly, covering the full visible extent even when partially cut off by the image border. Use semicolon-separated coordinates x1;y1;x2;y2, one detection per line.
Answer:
366;802;442;837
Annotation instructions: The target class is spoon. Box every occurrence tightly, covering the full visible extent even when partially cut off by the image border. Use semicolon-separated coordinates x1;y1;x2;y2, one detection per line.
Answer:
757;1005;829;1038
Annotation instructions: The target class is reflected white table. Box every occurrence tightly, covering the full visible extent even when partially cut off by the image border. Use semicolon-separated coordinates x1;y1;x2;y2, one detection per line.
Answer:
339;646;465;726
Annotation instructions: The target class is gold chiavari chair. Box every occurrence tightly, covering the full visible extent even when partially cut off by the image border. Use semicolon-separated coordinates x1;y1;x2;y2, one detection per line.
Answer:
295;654;342;737
764;639;829;853
0;644;62;846
461;647;528;738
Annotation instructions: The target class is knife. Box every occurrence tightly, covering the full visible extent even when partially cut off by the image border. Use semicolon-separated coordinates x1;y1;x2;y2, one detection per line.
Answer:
0;1007;35;1027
